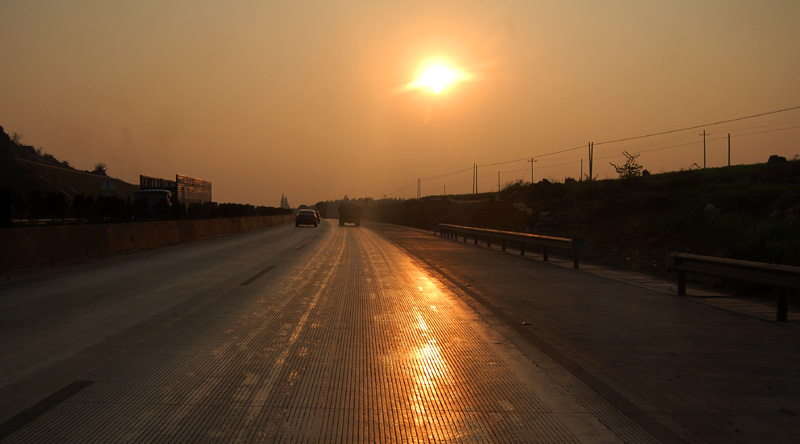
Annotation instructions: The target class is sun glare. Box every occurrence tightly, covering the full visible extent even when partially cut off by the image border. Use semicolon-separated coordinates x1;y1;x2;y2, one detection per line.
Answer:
418;65;457;94
394;60;472;96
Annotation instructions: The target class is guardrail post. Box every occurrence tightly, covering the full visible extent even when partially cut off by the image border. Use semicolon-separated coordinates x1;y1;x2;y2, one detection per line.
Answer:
520;242;525;256
487;237;491;248
474;235;478;245
501;240;506;252
542;246;549;262
463;233;467;242
677;271;686;296
777;289;788;322
572;239;586;269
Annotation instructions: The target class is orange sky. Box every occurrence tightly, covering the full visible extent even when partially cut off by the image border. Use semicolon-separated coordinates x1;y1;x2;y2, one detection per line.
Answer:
2;1;799;206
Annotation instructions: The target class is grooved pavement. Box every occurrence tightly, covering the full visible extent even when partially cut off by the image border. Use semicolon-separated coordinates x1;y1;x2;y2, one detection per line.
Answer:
370;222;800;444
1;221;647;443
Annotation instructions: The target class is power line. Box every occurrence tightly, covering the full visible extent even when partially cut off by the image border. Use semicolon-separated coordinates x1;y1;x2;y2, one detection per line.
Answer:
384;182;417;197
477;145;585;168
592;124;800;166
598;123;800;159
383;105;800;198
592;105;800;147
421;166;473;182
470;123;800;186
488;106;800;169
727;124;800;140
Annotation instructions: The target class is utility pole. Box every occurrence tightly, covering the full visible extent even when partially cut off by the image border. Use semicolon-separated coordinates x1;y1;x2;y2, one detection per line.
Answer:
588;142;594;180
497;171;501;192
700;130;709;168
527;158;536;183
581;158;583;181
417;178;421;199
728;133;731;166
473;163;478;194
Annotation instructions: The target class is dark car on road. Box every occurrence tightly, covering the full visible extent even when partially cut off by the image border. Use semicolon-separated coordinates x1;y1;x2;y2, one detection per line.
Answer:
295;209;318;227
338;202;363;226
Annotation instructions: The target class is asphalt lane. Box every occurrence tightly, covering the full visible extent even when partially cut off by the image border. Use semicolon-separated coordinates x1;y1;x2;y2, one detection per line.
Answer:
1;220;633;443
3;221;797;443
370;222;800;444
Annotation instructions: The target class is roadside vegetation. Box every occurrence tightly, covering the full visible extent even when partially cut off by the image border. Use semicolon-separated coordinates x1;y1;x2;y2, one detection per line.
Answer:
354;158;800;282
5;124;799;284
0;126;291;226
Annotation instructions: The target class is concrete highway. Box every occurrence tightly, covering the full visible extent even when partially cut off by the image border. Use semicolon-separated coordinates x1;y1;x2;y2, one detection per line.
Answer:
1;220;798;443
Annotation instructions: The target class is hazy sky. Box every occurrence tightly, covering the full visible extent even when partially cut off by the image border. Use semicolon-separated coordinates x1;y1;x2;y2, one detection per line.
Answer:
2;1;799;206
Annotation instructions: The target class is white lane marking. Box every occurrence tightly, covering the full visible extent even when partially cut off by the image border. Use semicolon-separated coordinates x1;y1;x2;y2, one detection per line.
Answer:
236;230;346;436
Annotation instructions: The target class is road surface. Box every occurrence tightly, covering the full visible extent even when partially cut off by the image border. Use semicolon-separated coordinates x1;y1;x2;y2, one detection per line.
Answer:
1;220;798;443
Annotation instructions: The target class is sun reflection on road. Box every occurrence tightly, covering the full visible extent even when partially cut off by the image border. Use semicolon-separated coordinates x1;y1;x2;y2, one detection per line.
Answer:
416;312;429;333
409;305;451;423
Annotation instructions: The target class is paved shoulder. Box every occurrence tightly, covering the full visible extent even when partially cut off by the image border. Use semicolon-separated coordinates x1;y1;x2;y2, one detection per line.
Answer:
369;222;800;444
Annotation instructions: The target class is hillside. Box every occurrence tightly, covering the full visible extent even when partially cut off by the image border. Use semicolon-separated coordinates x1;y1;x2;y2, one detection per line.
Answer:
361;159;800;279
0;126;138;200
1;126;294;225
4;124;800;281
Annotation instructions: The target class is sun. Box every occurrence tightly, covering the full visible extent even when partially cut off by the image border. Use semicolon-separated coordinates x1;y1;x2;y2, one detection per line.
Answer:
418;65;458;94
393;60;472;96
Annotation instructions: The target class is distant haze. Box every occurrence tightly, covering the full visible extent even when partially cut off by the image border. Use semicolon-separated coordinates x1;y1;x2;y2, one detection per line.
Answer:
2;1;799;206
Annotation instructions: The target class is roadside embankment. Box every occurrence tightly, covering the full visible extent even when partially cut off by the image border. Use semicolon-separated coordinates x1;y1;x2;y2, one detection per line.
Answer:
0;215;293;272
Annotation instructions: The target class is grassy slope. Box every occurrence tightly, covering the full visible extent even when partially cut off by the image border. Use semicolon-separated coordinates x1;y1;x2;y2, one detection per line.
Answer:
15;159;139;199
364;161;800;279
1;128;139;200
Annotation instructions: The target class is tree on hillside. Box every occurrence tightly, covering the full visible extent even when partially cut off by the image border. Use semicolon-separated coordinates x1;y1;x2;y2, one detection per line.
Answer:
92;162;108;175
609;151;644;179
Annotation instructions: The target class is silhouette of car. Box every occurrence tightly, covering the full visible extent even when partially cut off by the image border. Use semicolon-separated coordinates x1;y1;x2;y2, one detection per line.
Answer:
338;202;363;226
295;209;318;227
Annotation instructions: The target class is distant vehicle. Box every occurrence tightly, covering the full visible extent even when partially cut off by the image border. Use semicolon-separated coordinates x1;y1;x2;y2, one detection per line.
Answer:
295;209;318;227
314;201;328;218
338;202;363;226
133;189;172;219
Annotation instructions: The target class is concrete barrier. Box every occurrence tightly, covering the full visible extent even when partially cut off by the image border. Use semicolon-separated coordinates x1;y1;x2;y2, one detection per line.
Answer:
0;215;293;272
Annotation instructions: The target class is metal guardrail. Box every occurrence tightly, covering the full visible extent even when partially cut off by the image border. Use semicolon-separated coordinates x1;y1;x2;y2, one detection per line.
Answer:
666;252;800;322
435;223;588;269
